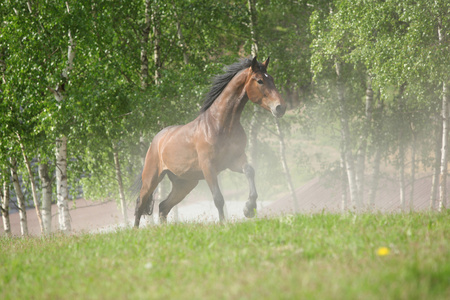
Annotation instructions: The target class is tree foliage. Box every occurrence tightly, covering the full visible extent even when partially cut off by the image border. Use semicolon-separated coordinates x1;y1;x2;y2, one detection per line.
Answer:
1;0;449;233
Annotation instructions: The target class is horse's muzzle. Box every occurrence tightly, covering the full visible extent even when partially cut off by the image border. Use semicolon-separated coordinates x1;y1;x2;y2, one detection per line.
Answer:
272;104;286;118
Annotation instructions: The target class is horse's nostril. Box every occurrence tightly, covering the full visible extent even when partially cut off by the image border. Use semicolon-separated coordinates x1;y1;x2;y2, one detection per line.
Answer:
275;105;285;115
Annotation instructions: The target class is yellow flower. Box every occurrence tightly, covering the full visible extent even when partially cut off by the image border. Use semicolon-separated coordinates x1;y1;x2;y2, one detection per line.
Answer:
376;247;390;256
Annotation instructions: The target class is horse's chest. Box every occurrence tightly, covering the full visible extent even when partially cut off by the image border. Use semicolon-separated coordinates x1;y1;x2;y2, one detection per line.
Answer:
213;134;245;163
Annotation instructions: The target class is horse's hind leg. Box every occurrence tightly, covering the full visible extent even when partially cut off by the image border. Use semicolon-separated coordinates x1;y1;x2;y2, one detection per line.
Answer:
159;176;198;223
242;163;258;218
134;166;161;228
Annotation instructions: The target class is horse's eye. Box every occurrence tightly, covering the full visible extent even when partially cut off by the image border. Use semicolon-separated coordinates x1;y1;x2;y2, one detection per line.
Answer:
257;79;264;85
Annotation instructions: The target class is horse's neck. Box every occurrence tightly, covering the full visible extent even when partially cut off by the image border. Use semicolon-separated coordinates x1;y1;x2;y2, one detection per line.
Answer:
206;70;249;132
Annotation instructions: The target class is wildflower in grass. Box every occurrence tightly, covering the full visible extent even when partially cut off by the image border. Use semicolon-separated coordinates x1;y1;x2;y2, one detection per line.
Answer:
144;262;153;269
279;215;294;226
376;247;390;256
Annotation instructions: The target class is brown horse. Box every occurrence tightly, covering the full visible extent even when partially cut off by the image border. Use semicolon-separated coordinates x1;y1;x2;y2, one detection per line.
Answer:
134;56;285;227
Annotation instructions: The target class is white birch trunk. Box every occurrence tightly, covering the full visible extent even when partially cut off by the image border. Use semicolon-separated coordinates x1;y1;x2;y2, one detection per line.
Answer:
399;145;406;212
10;158;28;236
340;147;348;212
151;5;162;85
430;115;442;210
38;159;53;235
438;19;448;212
172;0;189;65
62;29;75;79
355;75;373;206
248;0;259;58
409;126;417;211
336;60;359;210
52;25;75;232
397;88;406;212
17;133;44;233
368;92;383;208
439;81;449;212
399;154;406;212
56;136;71;233
368;147;381;209
140;0;151;90
113;144;128;224
1;175;12;237
275;119;299;212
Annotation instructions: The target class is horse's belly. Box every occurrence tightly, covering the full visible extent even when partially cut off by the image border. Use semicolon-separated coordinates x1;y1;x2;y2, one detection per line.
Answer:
161;148;201;177
214;141;246;170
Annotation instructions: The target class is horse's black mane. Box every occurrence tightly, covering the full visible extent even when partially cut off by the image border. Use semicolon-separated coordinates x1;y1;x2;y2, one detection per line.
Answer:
200;57;265;113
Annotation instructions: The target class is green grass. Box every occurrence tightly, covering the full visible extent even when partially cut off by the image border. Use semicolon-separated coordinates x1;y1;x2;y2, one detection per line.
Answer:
1;212;449;299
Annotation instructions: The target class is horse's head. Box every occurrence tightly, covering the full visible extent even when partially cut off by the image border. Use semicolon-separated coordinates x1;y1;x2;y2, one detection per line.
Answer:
245;56;286;118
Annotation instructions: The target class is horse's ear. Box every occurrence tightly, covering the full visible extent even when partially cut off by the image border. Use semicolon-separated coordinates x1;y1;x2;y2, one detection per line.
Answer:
251;56;259;72
263;56;270;69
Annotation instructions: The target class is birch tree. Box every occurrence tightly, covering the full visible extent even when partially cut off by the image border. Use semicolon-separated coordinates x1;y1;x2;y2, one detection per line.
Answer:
0;172;11;237
397;87;407;211
48;2;87;233
430;116;442;209
275;120;299;211
69;0;154;223
368;92;384;208
247;0;261;168
310;0;447;212
152;1;162;85
140;0;152;91
0;10;10;236
1;0;60;234
335;60;359;209
38;158;53;235
53;25;74;232
355;76;373;205
16;132;44;232
310;3;365;210
10;158;28;236
113;143;128;223
386;0;450;211
4;0;78;233
437;19;449;212
171;0;189;65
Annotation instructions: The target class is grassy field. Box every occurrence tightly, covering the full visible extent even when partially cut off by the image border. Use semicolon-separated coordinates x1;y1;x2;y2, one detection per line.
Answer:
1;212;449;299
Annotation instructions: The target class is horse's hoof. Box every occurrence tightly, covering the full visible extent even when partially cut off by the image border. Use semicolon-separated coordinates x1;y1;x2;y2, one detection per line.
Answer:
144;199;154;215
243;202;256;218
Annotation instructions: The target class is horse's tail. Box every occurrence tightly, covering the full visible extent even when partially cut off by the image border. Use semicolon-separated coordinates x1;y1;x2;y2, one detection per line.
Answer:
129;169;155;216
129;170;143;204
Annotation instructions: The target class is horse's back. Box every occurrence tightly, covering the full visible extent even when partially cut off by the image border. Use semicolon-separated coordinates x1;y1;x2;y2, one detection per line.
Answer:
149;122;203;179
147;114;247;180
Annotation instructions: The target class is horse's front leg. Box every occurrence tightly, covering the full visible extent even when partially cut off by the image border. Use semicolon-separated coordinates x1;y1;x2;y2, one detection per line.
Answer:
242;163;258;218
202;164;226;222
229;156;258;218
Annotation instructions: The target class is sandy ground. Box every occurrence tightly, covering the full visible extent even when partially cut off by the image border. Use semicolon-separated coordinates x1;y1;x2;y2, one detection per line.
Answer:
1;175;441;237
1;190;273;237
